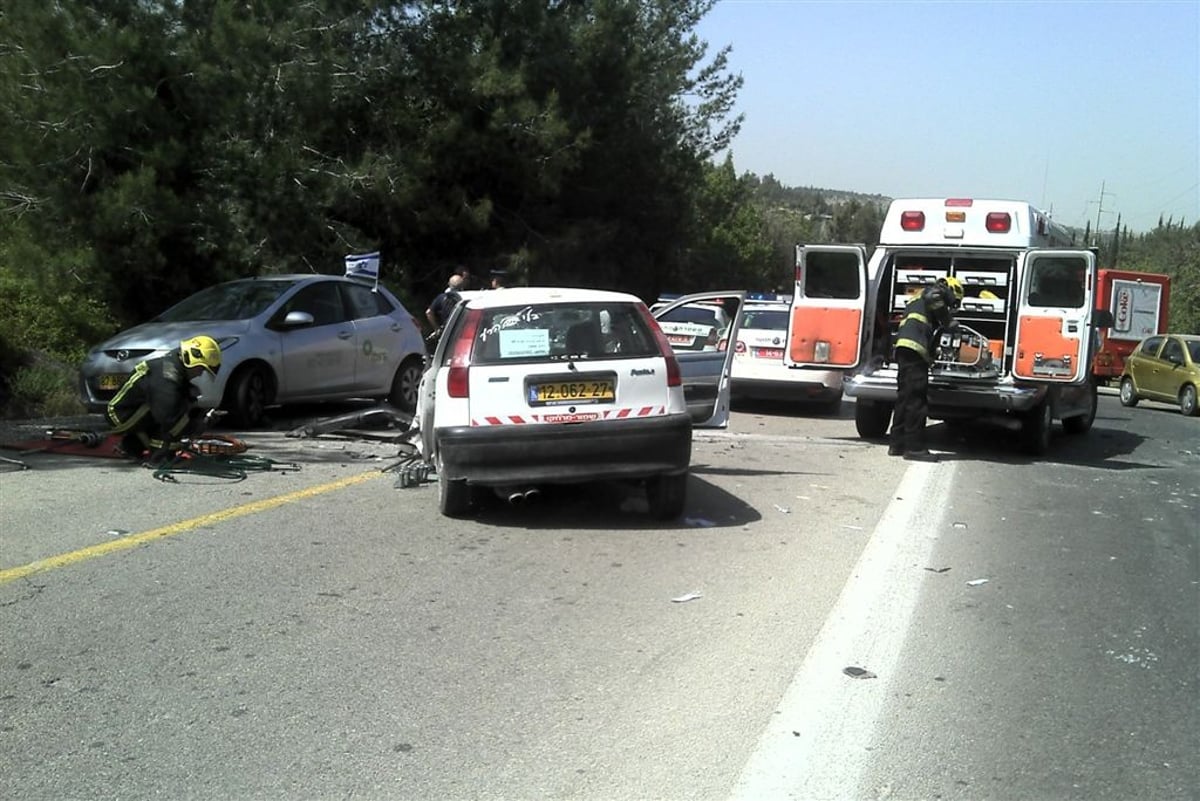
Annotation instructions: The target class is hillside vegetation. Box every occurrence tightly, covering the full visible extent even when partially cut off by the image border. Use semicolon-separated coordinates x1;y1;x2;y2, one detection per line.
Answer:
1;1;1196;417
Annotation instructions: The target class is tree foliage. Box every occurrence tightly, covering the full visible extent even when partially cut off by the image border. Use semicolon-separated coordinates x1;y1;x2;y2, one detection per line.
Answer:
1;0;747;322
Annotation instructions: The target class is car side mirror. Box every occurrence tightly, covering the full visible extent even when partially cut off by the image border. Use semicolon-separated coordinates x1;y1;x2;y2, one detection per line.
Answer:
280;310;315;329
1092;309;1114;328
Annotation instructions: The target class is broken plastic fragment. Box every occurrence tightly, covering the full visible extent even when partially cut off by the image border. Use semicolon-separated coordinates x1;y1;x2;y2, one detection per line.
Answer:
683;517;716;528
924;566;951;573
671;592;702;603
966;578;989;587
843;666;877;679
773;504;791;514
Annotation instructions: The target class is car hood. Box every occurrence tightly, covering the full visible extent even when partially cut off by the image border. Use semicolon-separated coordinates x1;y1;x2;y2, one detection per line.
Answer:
93;320;254;352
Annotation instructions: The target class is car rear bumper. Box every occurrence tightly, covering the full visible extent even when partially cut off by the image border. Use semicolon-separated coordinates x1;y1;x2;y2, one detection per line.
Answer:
435;413;692;485
732;377;841;402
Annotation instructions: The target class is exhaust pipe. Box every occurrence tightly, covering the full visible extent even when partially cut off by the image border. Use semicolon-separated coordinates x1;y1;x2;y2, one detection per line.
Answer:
495;486;540;505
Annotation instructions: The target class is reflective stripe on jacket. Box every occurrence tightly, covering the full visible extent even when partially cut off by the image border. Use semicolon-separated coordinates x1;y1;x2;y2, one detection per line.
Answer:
107;351;192;441
893;287;952;363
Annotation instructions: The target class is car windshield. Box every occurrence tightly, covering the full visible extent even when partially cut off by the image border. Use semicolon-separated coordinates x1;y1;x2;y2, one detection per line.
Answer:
469;302;659;363
157;280;297;322
742;308;788;331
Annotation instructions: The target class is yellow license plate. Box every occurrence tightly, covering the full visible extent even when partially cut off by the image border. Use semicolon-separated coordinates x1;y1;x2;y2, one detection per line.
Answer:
530;379;615;405
98;374;127;390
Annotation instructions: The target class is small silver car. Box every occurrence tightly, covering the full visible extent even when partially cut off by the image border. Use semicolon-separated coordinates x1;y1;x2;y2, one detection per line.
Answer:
79;274;427;427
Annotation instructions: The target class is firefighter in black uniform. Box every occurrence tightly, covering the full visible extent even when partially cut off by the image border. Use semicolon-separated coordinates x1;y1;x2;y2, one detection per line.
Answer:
889;277;963;461
107;335;222;461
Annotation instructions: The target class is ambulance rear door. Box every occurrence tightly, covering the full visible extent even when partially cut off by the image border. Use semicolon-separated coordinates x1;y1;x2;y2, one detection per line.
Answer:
1013;249;1096;384
784;244;869;371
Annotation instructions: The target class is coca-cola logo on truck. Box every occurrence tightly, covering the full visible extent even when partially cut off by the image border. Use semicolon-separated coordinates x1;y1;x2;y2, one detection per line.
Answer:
1115;287;1131;333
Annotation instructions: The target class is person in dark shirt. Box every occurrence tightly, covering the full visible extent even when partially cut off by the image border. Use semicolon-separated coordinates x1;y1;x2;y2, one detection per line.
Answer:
425;273;465;343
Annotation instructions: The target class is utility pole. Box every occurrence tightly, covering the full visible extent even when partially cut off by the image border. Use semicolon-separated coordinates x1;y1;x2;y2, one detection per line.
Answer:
1093;181;1106;245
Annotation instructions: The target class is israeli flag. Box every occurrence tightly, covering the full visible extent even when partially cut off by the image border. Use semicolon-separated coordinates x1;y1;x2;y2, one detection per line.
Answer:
344;251;381;283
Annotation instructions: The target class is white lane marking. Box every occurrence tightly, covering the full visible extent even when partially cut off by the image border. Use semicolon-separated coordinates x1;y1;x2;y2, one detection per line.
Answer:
729;460;957;801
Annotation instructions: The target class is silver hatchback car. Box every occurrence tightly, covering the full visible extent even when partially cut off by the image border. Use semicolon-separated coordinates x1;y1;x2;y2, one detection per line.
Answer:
79;274;428;427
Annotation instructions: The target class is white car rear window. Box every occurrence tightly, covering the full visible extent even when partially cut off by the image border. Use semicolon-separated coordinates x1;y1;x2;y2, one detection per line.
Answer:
464;302;659;364
742;308;788;331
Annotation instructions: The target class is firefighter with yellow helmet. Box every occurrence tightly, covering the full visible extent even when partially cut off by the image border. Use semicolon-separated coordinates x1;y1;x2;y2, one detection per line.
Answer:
107;335;222;461
889;277;962;461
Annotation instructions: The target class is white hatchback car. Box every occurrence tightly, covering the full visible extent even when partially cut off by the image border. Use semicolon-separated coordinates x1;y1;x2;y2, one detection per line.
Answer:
415;288;744;519
729;299;844;412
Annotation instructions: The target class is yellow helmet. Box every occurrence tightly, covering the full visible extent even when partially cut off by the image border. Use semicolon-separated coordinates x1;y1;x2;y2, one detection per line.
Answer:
180;335;222;375
943;276;965;306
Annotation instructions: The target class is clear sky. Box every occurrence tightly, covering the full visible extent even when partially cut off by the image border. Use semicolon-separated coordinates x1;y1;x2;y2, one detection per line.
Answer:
695;0;1200;234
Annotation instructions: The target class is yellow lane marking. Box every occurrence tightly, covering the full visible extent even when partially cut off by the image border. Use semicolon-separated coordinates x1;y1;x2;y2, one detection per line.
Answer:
0;471;384;585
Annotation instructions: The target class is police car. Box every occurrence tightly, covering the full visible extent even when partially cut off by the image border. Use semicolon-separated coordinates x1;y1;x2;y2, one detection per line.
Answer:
415;287;744;519
651;296;732;352
729;294;844;412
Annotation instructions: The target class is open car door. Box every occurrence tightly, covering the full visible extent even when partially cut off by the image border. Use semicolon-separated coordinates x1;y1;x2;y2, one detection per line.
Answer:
653;291;745;428
784;245;869;371
1013;249;1095;384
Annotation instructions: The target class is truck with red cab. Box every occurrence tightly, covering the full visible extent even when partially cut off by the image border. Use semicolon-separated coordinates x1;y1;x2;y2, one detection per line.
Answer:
1092;268;1171;383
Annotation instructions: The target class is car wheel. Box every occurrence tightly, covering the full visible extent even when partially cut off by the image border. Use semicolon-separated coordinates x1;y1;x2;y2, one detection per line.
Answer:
1020;401;1052;456
437;453;472;518
223;364;271;428
388;356;424;414
1062;381;1098;435
854;400;893;439
646;472;688;520
1118;376;1139;407
1180;384;1199;417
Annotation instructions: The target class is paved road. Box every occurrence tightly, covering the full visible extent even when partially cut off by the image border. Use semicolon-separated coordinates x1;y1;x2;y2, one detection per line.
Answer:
1;394;1196;800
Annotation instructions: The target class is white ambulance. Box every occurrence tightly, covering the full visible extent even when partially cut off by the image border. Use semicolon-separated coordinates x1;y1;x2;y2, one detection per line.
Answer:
784;197;1113;455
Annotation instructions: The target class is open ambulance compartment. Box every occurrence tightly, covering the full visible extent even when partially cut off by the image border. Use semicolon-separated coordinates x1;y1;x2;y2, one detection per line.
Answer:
876;250;1017;381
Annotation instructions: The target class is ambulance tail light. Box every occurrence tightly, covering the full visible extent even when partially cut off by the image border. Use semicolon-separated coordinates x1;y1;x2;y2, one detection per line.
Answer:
639;304;683;388
986;212;1012;233
900;211;925;231
446;308;483;398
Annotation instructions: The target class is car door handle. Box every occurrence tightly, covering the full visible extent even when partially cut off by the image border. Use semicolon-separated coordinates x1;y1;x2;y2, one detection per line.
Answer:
338;331;353;340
